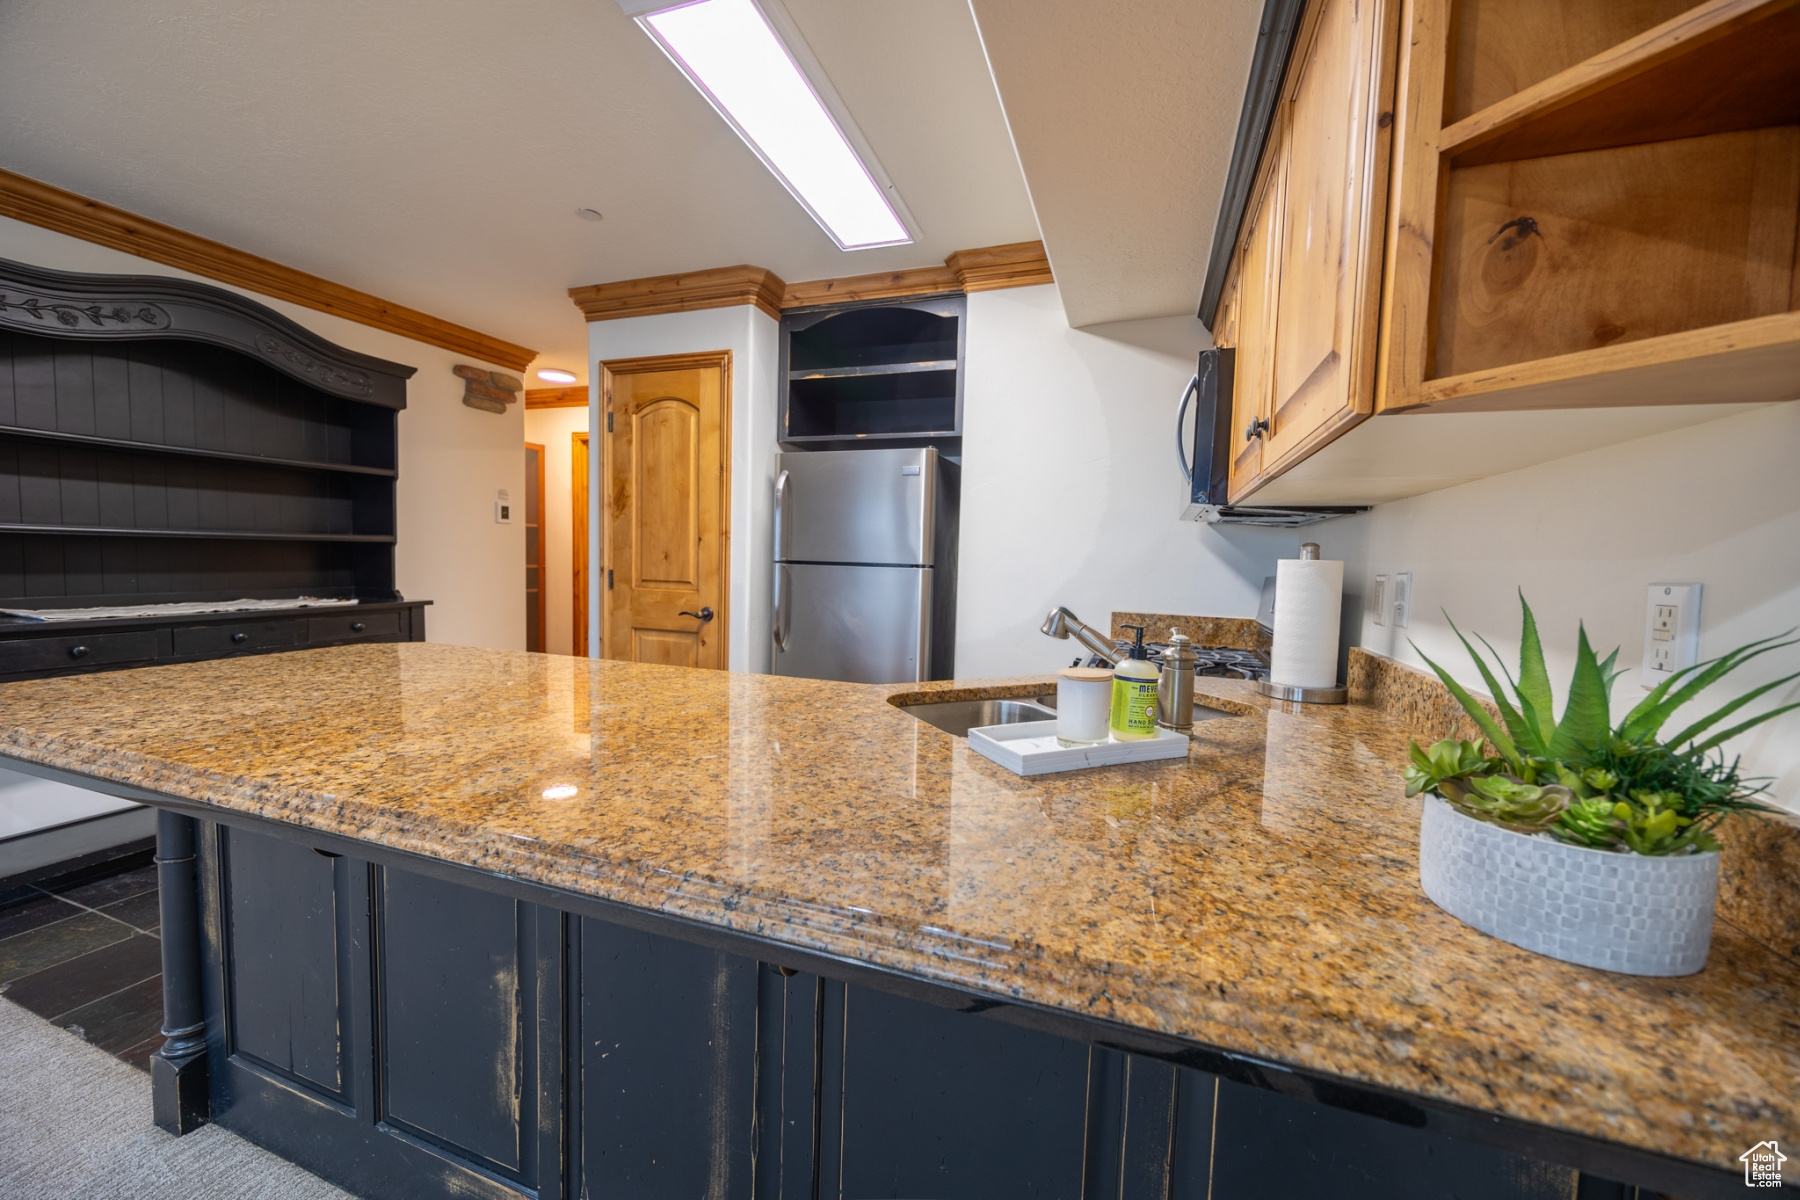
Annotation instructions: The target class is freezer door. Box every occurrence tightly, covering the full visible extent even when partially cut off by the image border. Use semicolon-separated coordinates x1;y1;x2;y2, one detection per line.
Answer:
773;448;936;566
770;563;931;683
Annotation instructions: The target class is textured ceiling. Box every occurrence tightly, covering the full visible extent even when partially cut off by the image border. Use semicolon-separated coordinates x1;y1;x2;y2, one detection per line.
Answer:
0;0;1038;382
969;0;1264;328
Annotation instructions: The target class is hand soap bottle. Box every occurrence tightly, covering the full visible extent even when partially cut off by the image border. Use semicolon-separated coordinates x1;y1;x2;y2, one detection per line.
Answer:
1108;625;1159;741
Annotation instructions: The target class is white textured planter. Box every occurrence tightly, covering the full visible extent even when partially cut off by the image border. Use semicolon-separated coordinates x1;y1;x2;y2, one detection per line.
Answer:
1418;794;1719;976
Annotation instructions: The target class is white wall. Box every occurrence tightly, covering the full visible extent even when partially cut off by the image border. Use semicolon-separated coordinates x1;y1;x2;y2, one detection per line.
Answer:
0;215;527;650
955;283;1297;676
523;405;589;656
1328;401;1800;813
585;306;781;672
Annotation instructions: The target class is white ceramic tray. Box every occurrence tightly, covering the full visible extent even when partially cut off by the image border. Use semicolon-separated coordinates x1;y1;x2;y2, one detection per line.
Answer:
967;720;1189;776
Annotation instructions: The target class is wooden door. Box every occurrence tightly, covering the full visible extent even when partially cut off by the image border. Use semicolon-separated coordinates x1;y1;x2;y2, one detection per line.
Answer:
1259;0;1397;470
525;443;545;652
572;432;588;658
601;352;730;670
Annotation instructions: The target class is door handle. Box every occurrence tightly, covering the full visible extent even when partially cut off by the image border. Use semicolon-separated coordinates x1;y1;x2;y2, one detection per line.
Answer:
772;565;790;652
679;607;714;622
1174;371;1199;483
772;469;790;561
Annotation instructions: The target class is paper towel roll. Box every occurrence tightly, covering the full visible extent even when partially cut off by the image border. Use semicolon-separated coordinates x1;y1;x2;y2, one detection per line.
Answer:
1270;556;1343;688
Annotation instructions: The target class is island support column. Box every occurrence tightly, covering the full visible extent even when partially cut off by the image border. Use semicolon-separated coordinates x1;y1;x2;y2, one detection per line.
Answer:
152;810;210;1134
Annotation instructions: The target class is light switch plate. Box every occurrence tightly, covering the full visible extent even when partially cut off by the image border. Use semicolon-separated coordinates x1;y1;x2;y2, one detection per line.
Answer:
1642;583;1701;686
1371;575;1388;626
1392;572;1412;629
495;488;514;525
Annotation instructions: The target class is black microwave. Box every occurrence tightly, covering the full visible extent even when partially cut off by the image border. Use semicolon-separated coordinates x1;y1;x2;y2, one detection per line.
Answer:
1176;347;1364;527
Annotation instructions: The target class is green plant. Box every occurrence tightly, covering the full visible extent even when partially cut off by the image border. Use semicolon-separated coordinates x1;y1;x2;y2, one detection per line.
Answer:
1404;592;1798;855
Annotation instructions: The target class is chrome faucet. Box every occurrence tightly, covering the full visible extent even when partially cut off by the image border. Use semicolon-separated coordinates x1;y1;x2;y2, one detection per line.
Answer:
1039;606;1119;666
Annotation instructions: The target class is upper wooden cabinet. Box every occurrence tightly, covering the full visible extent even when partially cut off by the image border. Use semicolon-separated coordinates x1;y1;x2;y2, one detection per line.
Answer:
1213;0;1800;506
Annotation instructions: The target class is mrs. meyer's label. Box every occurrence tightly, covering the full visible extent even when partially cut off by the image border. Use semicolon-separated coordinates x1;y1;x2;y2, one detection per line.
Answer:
1110;676;1158;736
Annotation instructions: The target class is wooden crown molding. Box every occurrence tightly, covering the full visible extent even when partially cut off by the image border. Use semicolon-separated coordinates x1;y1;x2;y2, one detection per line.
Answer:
0;168;538;372
571;241;1054;322
944;241;1055;292
569;265;786;323
525;385;589;409
780;264;960;310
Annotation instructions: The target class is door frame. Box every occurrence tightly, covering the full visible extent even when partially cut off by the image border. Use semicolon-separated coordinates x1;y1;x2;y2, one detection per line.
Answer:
572;431;589;658
525;441;546;652
597;350;733;669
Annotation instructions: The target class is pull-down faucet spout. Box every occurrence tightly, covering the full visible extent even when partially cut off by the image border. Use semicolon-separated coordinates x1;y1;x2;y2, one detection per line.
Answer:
1039;606;1119;666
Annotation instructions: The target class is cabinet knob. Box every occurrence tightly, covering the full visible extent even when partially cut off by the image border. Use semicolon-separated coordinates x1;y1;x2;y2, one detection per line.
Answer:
231;632;249;644
68;644;89;659
350;621;366;632
1244;417;1270;442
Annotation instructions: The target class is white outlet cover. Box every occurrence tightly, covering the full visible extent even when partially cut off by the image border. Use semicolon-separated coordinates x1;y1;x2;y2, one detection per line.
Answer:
1392;572;1413;629
1642;583;1701;687
1372;575;1388;626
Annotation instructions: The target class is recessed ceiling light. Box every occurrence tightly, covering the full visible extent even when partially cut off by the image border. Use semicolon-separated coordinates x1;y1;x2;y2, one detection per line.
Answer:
536;368;579;385
576;207;604;222
625;0;912;251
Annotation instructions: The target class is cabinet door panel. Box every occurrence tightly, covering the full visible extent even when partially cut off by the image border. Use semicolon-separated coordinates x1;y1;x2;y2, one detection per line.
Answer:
221;827;349;1100
1262;0;1393;469
1228;167;1283;500
576;919;758;1199
377;867;535;1182
1208;1078;1576;1200
821;982;1093;1200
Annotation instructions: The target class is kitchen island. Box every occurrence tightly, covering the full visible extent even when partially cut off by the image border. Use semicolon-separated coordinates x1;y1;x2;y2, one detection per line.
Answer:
0;643;1792;1199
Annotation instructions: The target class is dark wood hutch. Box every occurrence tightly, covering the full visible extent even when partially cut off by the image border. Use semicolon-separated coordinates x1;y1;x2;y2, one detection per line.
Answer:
0;256;427;680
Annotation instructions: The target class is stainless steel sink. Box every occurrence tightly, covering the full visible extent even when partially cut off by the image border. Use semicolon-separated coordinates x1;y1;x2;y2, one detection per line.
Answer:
899;697;1056;737
1031;690;1236;722
898;691;1237;737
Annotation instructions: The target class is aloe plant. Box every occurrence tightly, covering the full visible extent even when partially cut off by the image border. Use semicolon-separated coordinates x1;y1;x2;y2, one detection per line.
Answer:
1405;592;1797;855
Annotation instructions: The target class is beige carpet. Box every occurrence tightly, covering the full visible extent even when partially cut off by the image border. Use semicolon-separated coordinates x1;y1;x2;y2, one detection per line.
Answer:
0;997;355;1199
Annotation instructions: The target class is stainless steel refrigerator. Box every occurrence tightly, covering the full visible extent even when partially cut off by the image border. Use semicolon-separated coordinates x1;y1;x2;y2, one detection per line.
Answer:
770;447;959;683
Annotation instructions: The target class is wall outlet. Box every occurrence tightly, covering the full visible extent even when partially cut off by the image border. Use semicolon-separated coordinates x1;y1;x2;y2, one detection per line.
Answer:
1371;575;1388;626
1642;583;1701;686
1392;572;1412;629
495;489;514;524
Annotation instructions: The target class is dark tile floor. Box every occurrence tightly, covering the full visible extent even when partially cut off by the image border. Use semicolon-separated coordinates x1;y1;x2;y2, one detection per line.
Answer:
0;856;164;1071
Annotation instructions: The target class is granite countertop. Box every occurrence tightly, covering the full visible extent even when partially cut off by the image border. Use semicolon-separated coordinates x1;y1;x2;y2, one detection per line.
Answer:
0;642;1793;1179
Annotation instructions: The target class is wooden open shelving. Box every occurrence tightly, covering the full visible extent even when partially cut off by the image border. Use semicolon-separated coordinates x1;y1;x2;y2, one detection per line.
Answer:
1441;0;1800;167
1375;0;1800;417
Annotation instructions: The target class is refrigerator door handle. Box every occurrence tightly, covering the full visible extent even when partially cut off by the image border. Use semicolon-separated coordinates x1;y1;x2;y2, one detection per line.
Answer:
773;469;791;562
772;564;790;652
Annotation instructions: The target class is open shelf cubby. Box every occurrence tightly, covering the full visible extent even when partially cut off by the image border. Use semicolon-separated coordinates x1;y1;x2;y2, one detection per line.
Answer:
1443;0;1800;167
780;295;965;445
1389;0;1800;408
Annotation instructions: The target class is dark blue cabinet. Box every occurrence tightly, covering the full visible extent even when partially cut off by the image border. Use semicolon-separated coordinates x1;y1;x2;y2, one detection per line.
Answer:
195;823;1593;1200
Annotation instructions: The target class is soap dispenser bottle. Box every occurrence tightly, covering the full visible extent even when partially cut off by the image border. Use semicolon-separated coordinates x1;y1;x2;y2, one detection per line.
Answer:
1109;625;1159;741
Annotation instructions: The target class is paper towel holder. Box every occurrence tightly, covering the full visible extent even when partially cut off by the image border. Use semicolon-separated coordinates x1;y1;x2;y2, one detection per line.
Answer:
1253;542;1349;704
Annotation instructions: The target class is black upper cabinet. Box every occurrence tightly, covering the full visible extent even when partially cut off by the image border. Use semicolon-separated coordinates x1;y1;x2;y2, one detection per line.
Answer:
0;257;414;608
780;294;965;447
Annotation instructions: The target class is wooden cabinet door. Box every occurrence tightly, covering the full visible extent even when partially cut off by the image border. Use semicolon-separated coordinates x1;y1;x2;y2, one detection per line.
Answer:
1227;163;1285;501
1259;0;1397;471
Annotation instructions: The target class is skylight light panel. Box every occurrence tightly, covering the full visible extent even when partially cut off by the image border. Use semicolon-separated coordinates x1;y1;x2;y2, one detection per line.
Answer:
629;0;913;251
